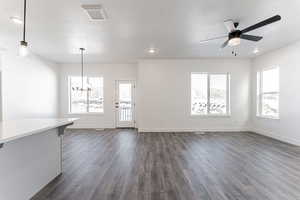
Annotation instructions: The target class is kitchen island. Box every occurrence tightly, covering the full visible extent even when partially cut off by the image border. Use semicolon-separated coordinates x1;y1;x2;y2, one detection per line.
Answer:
0;118;77;200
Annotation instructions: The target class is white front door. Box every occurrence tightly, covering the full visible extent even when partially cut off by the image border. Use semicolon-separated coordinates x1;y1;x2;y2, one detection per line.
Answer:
115;80;135;128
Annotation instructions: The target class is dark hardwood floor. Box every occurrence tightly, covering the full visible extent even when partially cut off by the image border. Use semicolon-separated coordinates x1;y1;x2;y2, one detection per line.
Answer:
32;129;300;200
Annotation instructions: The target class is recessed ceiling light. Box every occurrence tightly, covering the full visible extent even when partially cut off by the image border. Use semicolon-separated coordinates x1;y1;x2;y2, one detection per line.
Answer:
148;49;155;54
147;48;158;54
253;48;259;54
10;16;23;24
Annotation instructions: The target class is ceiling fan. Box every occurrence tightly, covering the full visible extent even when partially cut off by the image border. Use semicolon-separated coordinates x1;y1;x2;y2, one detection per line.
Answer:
200;15;281;48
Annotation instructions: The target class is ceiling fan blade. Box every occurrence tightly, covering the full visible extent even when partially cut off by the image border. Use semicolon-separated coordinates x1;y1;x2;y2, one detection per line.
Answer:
199;35;227;44
224;20;236;32
240;34;263;41
241;15;281;34
221;40;229;48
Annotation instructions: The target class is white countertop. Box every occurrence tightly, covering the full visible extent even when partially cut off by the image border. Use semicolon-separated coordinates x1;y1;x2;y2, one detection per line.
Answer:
0;118;78;144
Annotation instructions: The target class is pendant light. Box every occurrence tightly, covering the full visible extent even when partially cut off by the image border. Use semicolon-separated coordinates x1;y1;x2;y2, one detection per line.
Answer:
72;48;91;91
19;0;28;56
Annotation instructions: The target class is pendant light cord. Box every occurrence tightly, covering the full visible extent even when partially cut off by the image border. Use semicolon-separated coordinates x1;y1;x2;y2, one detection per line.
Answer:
23;0;27;42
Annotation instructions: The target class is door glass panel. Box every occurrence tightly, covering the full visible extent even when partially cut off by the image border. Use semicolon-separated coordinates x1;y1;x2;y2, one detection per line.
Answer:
119;83;132;121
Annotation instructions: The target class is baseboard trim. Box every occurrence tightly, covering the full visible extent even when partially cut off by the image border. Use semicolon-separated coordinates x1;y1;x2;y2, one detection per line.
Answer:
67;127;111;130
250;127;300;146
138;127;249;133
67;126;300;146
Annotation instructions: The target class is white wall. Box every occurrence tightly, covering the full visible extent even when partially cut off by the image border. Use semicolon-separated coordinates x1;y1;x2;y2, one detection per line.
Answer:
1;53;59;120
0;54;3;121
250;41;300;146
137;59;251;132
60;63;137;129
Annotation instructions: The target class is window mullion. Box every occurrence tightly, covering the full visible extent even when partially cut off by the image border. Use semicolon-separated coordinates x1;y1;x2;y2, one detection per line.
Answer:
69;77;72;113
263;91;278;95
207;74;210;114
226;73;229;115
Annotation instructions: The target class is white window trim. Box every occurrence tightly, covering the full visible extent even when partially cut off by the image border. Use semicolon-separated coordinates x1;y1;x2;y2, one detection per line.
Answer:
67;111;105;115
190;72;231;117
68;76;104;114
256;115;280;120
256;67;280;119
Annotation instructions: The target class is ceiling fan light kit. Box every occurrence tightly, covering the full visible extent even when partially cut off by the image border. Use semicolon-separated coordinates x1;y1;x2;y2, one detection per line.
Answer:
200;15;282;52
228;37;240;47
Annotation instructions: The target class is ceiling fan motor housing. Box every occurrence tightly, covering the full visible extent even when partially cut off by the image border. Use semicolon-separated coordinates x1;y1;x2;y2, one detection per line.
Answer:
229;30;242;39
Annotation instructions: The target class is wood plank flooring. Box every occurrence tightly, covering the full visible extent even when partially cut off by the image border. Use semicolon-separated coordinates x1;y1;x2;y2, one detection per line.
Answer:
32;129;300;200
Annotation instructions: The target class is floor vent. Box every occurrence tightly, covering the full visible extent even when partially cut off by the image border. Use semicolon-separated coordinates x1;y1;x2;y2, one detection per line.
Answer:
81;4;107;21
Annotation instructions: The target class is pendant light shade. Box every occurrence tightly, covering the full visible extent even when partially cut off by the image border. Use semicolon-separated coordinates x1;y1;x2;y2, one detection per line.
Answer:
72;48;91;92
19;0;28;56
19;41;28;56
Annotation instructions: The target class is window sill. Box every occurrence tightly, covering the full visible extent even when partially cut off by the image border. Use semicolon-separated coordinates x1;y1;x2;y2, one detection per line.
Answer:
256;115;280;120
68;112;104;116
190;114;231;118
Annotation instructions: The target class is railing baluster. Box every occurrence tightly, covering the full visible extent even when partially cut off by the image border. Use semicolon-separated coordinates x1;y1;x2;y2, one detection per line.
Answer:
119;101;133;122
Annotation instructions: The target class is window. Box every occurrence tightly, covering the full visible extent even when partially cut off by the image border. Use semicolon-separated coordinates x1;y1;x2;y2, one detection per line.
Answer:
69;76;104;113
257;67;279;118
191;73;230;115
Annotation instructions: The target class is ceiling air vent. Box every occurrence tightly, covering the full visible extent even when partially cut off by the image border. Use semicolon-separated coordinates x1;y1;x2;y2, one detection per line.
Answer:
81;4;107;21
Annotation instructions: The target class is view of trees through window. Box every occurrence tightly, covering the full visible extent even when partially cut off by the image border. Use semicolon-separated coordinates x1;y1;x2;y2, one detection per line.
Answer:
69;76;104;113
191;73;229;115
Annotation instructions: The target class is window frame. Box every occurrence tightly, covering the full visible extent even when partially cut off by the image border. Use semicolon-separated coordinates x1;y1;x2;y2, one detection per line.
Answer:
68;76;104;115
190;72;231;117
256;67;280;119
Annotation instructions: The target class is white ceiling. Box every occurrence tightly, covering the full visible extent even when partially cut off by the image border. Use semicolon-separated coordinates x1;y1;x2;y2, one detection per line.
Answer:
1;0;300;63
